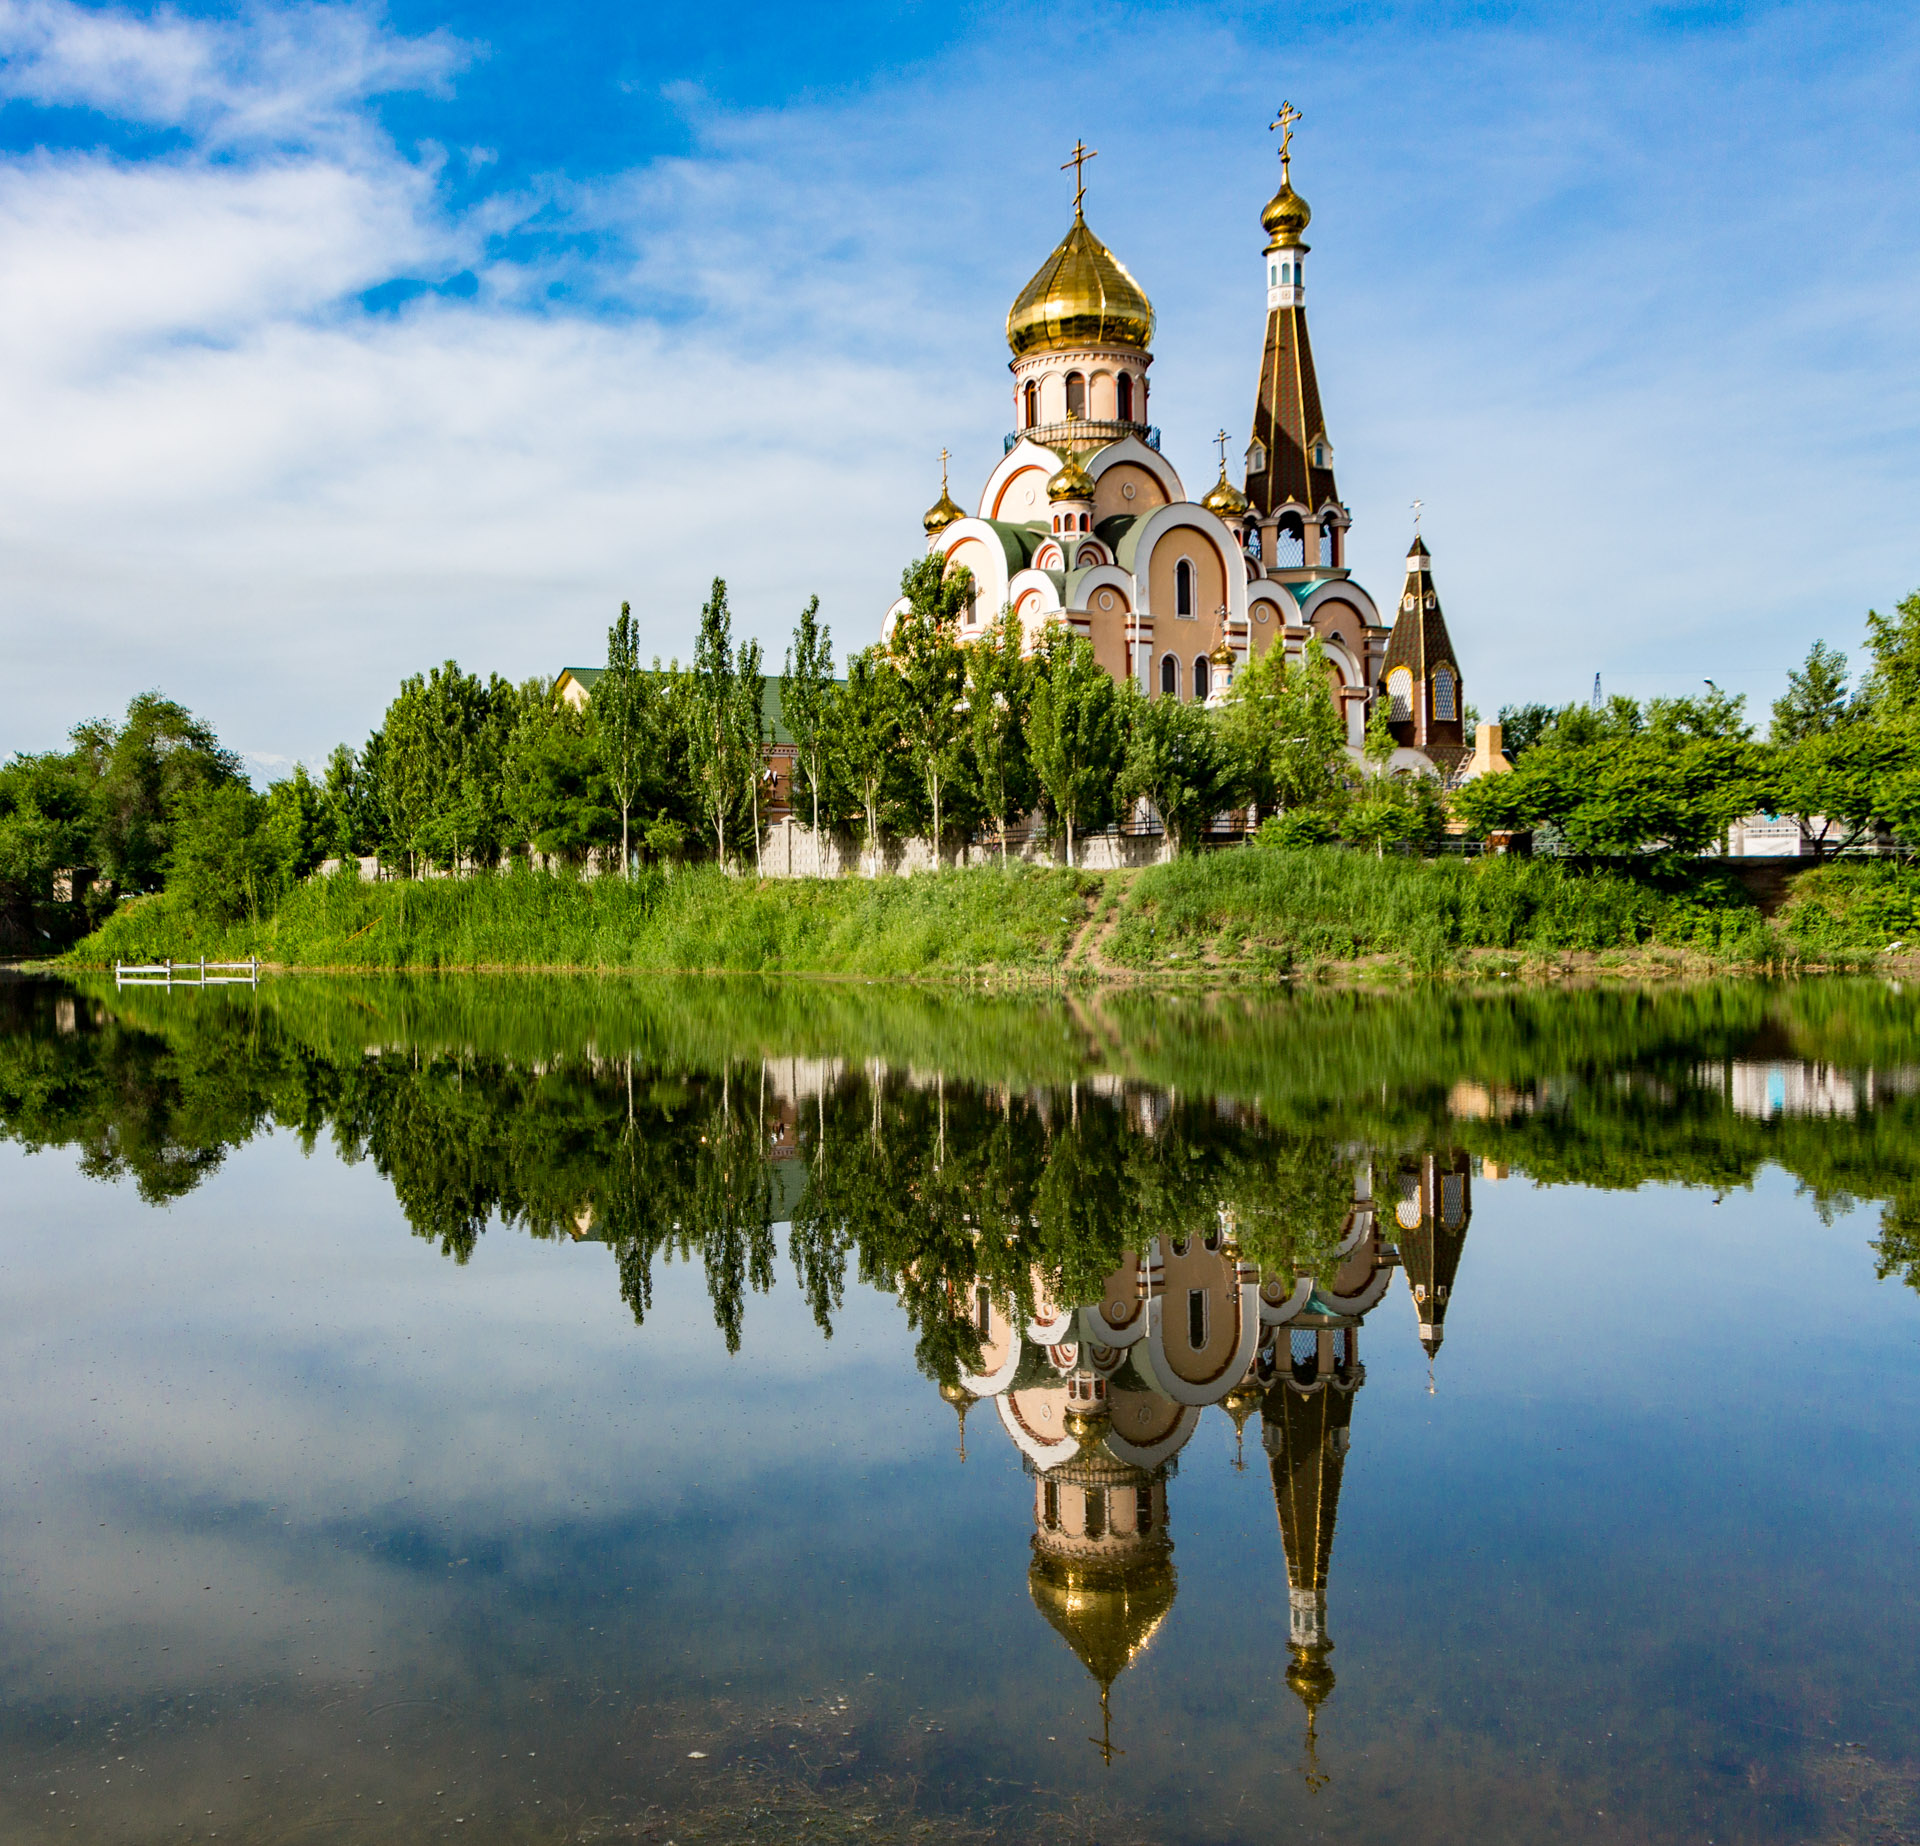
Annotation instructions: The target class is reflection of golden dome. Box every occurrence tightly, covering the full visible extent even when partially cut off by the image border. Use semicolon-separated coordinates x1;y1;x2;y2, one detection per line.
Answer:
1029;1549;1176;1691
1287;1641;1336;1712
1008;212;1155;358
1203;468;1250;519
1262;176;1312;250
1047;454;1096;502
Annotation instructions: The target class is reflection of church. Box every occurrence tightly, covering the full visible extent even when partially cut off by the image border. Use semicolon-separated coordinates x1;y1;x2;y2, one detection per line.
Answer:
895;111;1470;774
940;1149;1473;1768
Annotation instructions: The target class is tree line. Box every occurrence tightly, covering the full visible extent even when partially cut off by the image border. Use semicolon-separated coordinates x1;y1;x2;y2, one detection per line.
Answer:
4;560;1918;945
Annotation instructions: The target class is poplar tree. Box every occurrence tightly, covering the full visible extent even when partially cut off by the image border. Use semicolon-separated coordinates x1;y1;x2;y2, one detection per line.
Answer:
1026;627;1124;869
835;647;902;876
966;608;1034;867
597;601;646;877
890;557;973;866
782;594;835;852
690;579;743;865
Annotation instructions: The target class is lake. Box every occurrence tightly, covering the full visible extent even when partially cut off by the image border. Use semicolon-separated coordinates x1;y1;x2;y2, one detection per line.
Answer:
3;973;1917;1845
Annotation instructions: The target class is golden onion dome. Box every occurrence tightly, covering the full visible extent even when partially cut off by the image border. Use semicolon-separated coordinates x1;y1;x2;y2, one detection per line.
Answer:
1203;467;1250;519
1007;211;1155;358
923;487;965;536
1209;639;1235;669
1262;175;1312;250
1046;453;1096;502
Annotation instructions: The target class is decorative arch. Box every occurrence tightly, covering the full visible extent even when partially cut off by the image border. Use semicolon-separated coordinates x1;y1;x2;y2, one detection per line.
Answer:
1160;653;1178;698
1065;371;1087;419
1193;654;1211;701
1432;664;1458;722
1023;379;1038;427
1175;558;1194;617
1117;372;1134;422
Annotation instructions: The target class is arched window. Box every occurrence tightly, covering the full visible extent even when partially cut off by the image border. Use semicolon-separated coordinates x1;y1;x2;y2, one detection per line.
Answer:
1161;653;1177;697
1269;263;1277;286
1175;558;1194;617
1281;261;1291;284
1319;519;1336;566
1079;513;1090;532
1387;667;1413;723
1432;665;1458;722
1194;655;1211;701
1023;380;1038;426
1065;372;1086;418
1275;514;1304;567
1246;439;1267;475
1117;372;1134;422
1441;1171;1465;1228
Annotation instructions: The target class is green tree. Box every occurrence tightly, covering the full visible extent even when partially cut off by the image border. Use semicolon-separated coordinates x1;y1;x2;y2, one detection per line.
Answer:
965;608;1035;867
689;579;760;867
1026;627;1124;868
835;647;903;876
1118;683;1238;852
597;602;647;878
0;750;90;945
1772;640;1854;743
890;557;974;866
1221;636;1344;816
1862;590;1920;729
782;594;836;850
1495;702;1556;759
69;692;245;893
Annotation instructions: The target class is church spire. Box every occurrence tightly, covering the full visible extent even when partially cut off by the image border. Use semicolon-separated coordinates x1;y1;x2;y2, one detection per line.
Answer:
1380;538;1466;761
1244;107;1342;568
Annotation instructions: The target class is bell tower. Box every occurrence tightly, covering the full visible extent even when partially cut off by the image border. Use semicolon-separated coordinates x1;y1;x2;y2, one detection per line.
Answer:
1243;104;1348;579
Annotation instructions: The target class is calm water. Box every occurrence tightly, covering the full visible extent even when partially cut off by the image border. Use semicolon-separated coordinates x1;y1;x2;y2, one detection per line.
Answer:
3;974;1918;1845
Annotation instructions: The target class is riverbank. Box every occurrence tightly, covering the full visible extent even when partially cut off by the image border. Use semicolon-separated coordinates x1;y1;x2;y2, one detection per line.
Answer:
59;850;1920;981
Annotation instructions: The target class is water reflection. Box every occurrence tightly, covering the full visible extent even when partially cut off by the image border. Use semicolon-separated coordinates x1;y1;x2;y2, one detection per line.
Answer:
4;972;1920;1843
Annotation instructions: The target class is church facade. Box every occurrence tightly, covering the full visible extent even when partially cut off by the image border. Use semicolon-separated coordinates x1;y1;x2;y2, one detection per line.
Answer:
892;125;1469;773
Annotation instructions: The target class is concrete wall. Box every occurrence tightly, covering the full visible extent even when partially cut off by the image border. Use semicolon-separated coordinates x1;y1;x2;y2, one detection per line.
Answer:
760;818;1175;877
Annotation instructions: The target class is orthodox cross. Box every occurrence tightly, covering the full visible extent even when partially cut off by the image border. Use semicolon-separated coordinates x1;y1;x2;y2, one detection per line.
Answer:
1061;139;1098;213
1215;428;1230;474
1411;497;1424;532
1270;101;1302;169
940;447;950;493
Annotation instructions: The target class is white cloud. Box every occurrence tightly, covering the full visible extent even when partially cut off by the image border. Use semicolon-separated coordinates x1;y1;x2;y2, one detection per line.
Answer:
0;0;1917;766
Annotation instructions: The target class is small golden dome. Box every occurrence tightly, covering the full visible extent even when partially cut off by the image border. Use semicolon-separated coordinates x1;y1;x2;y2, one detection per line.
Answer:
1262;176;1311;250
923;488;965;536
1203;467;1250;519
1047;454;1096;502
1209;639;1235;669
1007;211;1155;358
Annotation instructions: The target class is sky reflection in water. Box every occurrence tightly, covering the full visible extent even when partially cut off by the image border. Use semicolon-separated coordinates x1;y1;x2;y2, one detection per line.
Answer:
2;975;1918;1845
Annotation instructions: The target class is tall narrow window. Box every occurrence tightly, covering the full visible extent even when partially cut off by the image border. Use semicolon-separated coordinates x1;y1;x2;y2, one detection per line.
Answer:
1085;1488;1107;1540
1387;667;1413;722
1187;1288;1208;1350
1175;558;1194;617
1193;655;1210;702
1117;372;1134;422
1065;372;1086;418
1136;1486;1153;1532
1320;522;1336;566
1441;1172;1465;1227
1023;380;1038;427
1161;654;1177;698
1432;666;1458;721
1043;1479;1059;1530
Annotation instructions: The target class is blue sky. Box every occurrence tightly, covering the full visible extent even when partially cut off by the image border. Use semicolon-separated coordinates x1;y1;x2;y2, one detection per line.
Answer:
0;0;1915;771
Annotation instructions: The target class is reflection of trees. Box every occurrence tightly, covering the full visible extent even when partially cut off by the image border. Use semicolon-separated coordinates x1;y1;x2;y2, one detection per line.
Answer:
8;976;1920;1329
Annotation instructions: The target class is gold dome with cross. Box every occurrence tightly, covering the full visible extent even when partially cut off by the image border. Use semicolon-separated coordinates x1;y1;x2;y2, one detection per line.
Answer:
1006;141;1155;358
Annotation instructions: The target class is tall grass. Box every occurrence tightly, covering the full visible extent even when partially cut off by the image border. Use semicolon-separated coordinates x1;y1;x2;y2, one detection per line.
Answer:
1107;848;1788;966
69;847;1918;980
71;861;1094;977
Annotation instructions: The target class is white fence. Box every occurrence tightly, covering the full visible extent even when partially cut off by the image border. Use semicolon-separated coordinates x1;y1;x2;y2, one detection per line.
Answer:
115;958;259;988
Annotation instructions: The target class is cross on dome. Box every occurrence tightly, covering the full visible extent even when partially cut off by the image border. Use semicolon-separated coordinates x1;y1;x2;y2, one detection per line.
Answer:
1270;101;1302;175
1060;139;1098;215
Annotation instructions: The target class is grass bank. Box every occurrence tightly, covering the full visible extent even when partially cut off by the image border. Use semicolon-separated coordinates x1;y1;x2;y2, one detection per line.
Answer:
64;850;1920;980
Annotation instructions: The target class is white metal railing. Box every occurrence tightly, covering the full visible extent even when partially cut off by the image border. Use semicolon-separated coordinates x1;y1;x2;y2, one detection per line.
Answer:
114;958;259;988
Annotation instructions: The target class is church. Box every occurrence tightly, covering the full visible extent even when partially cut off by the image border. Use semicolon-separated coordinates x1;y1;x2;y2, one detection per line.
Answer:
891;115;1471;775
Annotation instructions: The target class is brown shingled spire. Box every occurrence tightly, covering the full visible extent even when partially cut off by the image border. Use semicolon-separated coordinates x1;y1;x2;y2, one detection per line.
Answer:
1243;138;1342;564
1379;536;1466;764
